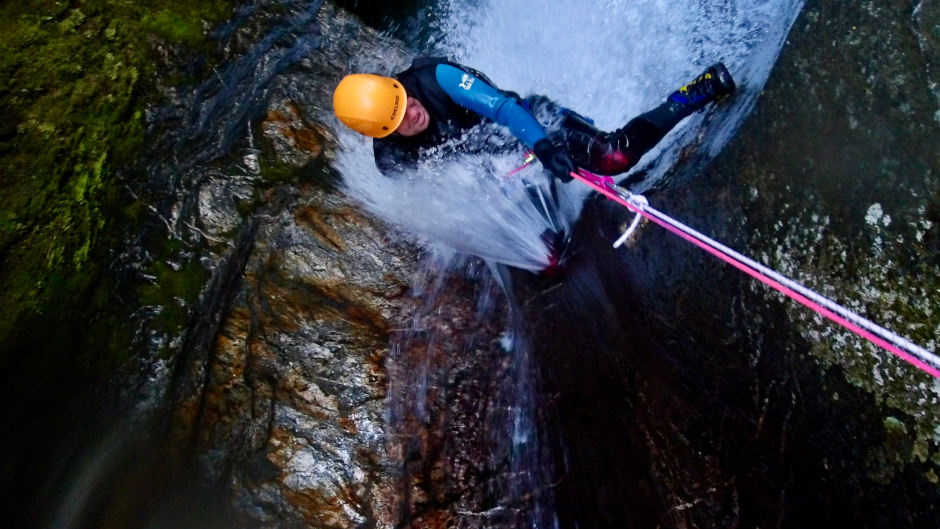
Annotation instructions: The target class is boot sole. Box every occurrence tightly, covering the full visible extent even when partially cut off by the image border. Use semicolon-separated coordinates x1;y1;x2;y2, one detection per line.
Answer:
712;62;736;97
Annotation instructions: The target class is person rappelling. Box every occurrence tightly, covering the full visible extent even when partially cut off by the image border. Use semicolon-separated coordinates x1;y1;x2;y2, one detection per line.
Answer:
333;57;735;181
332;57;735;269
329;58;940;376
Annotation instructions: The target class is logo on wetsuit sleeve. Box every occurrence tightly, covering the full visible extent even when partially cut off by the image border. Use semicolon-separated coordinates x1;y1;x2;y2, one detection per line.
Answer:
459;74;475;90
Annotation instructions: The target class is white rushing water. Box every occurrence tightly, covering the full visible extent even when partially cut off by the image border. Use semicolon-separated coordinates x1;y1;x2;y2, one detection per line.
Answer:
336;0;804;272
332;2;806;527
447;0;803;159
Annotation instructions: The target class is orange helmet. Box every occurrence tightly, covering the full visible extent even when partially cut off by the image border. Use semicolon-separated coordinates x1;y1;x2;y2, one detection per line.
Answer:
333;74;407;138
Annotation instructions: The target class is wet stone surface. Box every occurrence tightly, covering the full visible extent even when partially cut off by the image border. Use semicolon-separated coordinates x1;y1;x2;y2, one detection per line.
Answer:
32;0;940;527
523;0;940;527
151;3;541;527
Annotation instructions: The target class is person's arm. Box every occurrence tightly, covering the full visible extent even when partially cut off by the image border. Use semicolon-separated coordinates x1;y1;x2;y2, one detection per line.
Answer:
434;64;547;149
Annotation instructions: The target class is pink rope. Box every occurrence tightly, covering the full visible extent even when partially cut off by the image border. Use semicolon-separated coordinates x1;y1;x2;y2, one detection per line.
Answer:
570;169;940;380
506;151;537;178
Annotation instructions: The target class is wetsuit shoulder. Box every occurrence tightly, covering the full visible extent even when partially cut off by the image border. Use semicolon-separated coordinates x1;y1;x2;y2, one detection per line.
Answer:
433;63;547;148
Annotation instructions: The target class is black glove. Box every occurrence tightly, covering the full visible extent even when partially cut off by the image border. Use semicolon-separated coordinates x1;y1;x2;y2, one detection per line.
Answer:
533;138;575;183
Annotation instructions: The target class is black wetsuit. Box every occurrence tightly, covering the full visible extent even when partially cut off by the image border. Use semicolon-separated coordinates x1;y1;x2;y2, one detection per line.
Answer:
374;57;696;177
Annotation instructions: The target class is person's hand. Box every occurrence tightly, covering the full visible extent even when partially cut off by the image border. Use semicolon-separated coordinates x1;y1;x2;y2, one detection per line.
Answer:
533;138;575;182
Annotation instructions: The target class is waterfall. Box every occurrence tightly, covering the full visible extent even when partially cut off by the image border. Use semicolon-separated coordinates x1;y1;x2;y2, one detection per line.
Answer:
384;251;559;526
337;0;805;271
38;1;811;527
336;0;806;526
445;0;804;167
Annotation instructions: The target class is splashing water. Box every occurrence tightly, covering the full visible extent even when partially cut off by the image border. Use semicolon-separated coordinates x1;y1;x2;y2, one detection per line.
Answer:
337;0;805;270
38;1;810;527
337;1;806;526
336;141;570;271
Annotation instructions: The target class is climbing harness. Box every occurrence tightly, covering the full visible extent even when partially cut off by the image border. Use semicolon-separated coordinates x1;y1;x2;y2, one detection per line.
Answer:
570;168;940;380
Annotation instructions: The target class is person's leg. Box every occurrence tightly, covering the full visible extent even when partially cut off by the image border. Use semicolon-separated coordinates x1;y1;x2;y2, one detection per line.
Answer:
552;111;634;175
622;62;737;152
562;62;736;176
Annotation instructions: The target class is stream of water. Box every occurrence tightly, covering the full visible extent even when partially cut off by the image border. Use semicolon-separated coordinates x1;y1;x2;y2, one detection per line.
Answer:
335;0;806;526
336;0;804;271
41;1;813;527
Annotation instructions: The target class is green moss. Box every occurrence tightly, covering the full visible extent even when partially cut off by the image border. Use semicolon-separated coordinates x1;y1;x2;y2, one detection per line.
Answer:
0;0;235;375
865;415;915;484
142;2;235;45
137;259;211;332
927;468;939;484
912;435;930;464
884;416;908;435
142;10;205;44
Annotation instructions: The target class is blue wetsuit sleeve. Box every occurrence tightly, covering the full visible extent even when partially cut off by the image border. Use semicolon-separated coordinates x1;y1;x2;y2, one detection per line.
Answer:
434;63;547;149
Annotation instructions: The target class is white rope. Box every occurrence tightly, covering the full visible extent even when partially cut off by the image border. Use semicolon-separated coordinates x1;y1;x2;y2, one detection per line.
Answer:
606;183;940;374
612;195;648;248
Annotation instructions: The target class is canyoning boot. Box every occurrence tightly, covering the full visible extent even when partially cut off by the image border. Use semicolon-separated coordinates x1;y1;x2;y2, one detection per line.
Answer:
641;62;737;130
667;61;736;112
612;62;737;156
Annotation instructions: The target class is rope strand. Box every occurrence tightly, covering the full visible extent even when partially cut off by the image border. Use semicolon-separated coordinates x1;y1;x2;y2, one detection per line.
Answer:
571;169;940;379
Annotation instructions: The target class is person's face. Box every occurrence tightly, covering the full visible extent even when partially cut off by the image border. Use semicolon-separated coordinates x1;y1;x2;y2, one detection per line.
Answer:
395;97;430;136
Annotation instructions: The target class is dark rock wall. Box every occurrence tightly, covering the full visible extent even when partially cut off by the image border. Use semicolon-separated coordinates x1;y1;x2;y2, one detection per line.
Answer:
524;0;940;527
142;4;534;528
10;1;940;528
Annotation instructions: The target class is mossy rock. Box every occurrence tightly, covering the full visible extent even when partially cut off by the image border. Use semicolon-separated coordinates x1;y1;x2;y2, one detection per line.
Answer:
0;0;236;360
0;3;237;523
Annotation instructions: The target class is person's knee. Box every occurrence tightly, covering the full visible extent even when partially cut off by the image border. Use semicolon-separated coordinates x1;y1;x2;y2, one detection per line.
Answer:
620;117;660;156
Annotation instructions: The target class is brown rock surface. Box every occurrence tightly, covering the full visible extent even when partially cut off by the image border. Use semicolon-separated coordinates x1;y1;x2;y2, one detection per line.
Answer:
164;88;532;526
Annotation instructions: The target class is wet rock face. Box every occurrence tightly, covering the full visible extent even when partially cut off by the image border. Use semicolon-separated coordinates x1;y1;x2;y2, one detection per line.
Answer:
165;102;393;526
726;0;940;460
79;0;938;527
171;180;413;527
383;270;531;529
153;5;527;526
529;0;940;527
169;175;522;527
